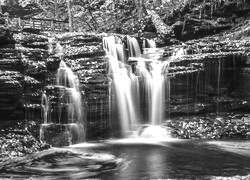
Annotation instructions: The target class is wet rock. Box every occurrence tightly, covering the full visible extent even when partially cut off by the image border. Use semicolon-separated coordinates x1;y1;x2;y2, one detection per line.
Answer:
0;16;5;25
15;33;48;49
0;71;24;120
40;124;84;147
0;129;47;162
64;45;105;59
22;28;41;35
59;33;103;47
167;113;250;139
0;148;122;179
0;25;15;46
0;58;23;71
246;132;250;139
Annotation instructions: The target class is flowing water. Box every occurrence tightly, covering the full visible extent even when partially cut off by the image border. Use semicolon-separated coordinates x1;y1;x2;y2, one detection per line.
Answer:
23;35;250;180
56;60;83;123
1;139;250;180
40;43;85;145
104;36;170;137
126;36;141;57
2;35;250;179
41;92;49;124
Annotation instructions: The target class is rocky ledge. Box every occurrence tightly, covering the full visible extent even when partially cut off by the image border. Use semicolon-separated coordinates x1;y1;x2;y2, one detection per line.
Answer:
166;113;250;139
0;121;50;162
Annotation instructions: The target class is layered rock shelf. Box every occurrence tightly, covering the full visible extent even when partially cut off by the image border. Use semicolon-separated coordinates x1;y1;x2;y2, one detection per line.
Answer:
0;27;111;142
163;35;250;116
1;21;250;143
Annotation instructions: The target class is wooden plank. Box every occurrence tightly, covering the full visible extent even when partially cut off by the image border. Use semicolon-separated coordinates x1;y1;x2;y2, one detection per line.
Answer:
22;17;68;23
14;17;69;32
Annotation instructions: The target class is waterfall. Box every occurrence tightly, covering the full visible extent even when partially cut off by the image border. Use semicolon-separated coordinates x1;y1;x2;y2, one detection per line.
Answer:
48;37;55;54
41;92;49;124
143;39;156;48
104;36;139;136
40;43;85;145
56;60;82;123
149;62;165;124
105;35;170;137
55;42;64;57
135;60;169;125
127;36;141;57
172;47;186;59
103;36;126;62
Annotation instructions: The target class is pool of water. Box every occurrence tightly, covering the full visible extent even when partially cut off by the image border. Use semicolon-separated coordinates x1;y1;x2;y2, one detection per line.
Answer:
1;139;250;179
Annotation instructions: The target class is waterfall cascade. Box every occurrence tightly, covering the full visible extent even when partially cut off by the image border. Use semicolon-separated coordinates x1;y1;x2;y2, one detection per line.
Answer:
40;43;85;146
143;39;156;48
103;36;139;136
127;36;142;57
104;36;171;137
55;60;83;124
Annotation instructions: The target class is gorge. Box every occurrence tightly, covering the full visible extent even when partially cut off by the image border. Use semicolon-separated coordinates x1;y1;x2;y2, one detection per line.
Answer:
1;0;250;179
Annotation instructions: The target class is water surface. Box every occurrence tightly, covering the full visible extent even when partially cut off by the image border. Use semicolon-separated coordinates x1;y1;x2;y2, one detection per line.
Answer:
1;139;250;180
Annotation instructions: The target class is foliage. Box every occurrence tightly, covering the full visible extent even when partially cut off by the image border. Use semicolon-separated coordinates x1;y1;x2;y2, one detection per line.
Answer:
72;0;140;33
1;0;249;34
1;0;41;17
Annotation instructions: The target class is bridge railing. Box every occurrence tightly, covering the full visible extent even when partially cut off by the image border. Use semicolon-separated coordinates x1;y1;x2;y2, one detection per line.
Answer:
4;15;69;32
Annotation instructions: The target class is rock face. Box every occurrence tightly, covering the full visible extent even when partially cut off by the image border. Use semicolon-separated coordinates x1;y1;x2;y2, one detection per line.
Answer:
1;24;250;144
0;28;110;144
48;33;110;141
164;36;250;117
0;25;15;46
165;0;250;41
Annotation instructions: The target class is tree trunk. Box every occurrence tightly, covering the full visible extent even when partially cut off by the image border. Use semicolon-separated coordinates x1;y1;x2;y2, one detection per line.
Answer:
137;0;144;19
54;0;58;20
67;0;73;32
146;9;172;35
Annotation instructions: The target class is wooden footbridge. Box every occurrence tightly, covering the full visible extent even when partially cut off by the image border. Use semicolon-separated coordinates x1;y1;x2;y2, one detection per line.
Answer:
6;16;70;32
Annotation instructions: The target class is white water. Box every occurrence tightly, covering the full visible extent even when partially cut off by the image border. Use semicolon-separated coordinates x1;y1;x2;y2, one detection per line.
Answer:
103;36;126;62
143;39;156;48
107;54;139;135
41;43;85;144
149;62;166;124
172;47;186;59
104;36;170;137
127;36;141;57
135;60;170;125
41;92;49;124
56;60;82;123
48;37;55;54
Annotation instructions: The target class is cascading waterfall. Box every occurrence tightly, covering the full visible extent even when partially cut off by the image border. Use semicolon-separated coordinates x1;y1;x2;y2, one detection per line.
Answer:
127;36;142;57
135;60;170;125
143;39;156;48
56;60;83;124
104;36;171;137
40;43;85;145
171;47;186;59
41;92;49;124
149;62;166;125
48;37;55;54
127;37;170;126
103;36;126;62
104;36;139;136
